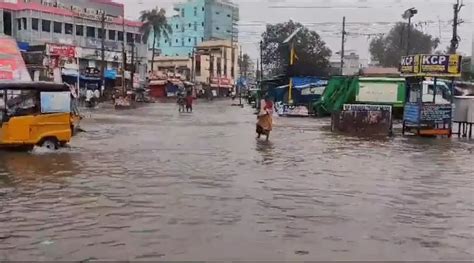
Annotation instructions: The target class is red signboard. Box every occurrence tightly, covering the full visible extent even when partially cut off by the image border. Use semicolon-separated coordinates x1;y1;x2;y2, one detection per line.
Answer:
0;36;31;81
211;77;231;85
47;44;76;58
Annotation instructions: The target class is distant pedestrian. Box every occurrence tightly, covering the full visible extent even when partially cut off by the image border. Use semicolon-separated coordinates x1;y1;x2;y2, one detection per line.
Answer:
185;91;194;113
177;92;185;113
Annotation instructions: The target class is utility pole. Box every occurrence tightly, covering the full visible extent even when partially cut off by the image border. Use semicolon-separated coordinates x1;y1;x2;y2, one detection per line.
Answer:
239;47;243;106
403;8;418;56
449;0;464;54
100;12;106;93
121;13;126;95
259;40;263;81
341;16;346;75
130;41;135;90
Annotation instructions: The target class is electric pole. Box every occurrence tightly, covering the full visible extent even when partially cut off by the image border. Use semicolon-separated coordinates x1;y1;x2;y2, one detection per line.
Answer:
121;13;126;95
259;40;263;81
130;40;135;90
449;0;464;54
239;47;243;106
340;16;346;75
100;12;106;93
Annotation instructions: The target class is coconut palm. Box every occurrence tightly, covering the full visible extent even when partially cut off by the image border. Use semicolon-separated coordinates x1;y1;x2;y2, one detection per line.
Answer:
139;8;172;72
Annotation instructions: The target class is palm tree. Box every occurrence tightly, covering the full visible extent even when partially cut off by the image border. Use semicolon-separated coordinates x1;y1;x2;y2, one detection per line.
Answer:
139;8;172;72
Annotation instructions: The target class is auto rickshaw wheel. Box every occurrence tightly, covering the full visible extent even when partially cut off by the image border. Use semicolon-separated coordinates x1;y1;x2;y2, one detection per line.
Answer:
40;138;59;150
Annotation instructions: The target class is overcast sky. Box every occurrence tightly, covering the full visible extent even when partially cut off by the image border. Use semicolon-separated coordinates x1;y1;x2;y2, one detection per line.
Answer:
122;0;473;61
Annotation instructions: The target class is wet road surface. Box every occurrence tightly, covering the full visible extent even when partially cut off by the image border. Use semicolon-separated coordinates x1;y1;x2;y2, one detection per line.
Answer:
0;100;473;261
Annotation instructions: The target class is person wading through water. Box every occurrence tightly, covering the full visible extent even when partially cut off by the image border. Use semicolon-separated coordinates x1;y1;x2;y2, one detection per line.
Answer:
256;95;274;141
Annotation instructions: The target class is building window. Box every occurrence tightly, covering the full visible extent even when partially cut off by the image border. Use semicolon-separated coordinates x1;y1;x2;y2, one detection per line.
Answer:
194;37;197;45
202;22;204;27
194;7;197;16
217;58;222;76
216;11;220;15
86;26;95;38
22;18;27;30
53;22;62;34
126;32;133;43
65;23;73;34
194;22;197;31
181;38;184;46
201;37;204;42
188;38;191;43
109;30;116;40
181;8;185;17
98;28;104;39
227;14;231;18
202;7;204;11
189;23;192;28
176;24;179;30
42;20;51;32
32;18;39;31
118;31;124;41
76;25;84;36
196;55;201;76
176;39;179;43
216;26;220;31
17;19;21;30
135;34;141;43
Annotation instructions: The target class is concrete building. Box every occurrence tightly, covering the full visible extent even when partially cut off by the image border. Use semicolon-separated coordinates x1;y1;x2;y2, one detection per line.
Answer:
330;52;361;76
150;56;192;79
154;0;238;58
194;39;239;95
0;0;145;84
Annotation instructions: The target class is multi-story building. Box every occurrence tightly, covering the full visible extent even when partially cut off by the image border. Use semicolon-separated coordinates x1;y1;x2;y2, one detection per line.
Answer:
0;0;146;86
155;0;238;58
194;39;239;95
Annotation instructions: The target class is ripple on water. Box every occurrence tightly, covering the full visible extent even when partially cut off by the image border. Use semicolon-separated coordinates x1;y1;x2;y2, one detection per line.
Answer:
0;101;473;261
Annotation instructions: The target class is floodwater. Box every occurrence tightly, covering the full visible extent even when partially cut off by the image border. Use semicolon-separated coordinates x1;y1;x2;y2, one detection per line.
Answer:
0;100;473;261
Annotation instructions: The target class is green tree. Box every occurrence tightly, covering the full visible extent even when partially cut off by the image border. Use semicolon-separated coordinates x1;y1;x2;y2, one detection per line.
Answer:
261;20;332;76
238;53;253;77
370;22;440;67
139;8;172;72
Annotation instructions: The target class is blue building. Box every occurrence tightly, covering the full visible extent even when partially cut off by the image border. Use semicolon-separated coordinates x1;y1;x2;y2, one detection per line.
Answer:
154;0;238;57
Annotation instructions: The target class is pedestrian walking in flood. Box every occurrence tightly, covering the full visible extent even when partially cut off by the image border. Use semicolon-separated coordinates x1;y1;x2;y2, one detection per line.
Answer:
256;95;274;141
185;91;194;113
177;92;185;113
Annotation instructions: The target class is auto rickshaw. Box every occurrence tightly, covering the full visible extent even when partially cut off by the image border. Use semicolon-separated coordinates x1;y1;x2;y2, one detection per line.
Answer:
0;82;80;151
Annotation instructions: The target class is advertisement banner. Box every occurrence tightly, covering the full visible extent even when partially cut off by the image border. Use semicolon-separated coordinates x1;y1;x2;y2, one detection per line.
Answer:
401;54;462;77
0;36;32;82
420;54;461;76
400;55;420;75
47;44;77;58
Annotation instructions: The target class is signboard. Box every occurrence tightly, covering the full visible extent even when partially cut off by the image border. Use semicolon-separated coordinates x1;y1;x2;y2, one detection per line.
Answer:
400;54;462;77
420;54;461;77
40;92;71;113
343;104;393;112
421;103;452;124
0;36;32;82
86;39;119;50
400;55;420;75
47;44;77;58
332;104;393;136
301;86;326;96
404;103;420;124
404;103;452;125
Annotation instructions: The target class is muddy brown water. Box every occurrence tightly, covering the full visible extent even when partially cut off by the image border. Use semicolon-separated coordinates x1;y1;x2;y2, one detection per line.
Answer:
0;100;473;261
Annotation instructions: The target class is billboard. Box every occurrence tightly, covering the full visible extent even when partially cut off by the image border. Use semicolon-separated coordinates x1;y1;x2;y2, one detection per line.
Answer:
401;54;462;77
0;36;32;82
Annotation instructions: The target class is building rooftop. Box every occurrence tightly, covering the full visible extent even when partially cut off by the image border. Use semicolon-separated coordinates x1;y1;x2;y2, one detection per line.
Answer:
0;1;141;27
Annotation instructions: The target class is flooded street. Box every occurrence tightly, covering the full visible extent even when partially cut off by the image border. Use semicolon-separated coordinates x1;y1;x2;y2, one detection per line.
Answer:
0;100;473;261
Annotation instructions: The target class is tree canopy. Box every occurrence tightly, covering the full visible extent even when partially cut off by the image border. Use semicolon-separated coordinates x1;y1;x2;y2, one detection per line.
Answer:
261;20;332;77
139;8;172;71
369;22;440;67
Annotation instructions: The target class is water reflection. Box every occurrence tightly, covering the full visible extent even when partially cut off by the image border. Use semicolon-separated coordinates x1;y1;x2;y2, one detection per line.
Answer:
0;150;76;186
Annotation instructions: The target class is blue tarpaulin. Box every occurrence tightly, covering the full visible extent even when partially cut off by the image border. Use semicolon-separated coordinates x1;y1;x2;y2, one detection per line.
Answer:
292;77;328;89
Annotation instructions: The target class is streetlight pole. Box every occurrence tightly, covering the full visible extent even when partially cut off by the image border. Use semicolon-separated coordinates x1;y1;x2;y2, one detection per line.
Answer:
403;8;418;56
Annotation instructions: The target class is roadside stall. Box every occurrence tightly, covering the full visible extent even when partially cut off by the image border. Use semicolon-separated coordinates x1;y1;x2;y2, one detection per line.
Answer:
401;54;462;137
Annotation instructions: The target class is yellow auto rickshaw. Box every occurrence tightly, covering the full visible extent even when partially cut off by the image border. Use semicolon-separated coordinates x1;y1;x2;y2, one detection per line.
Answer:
0;82;80;151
